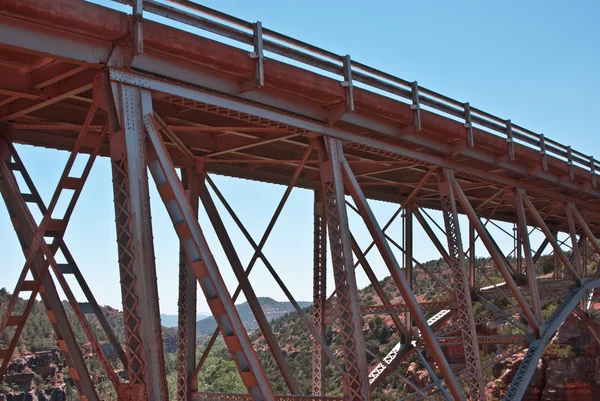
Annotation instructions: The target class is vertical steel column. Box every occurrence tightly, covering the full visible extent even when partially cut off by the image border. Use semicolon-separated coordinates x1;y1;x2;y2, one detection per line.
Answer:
469;221;476;289
457;186;541;333
516;224;523;276
108;82;167;401
553;231;560;278
437;169;486;401
566;205;583;276
341;158;464;401
514;190;543;325
404;207;413;340
144;114;276;401
518;190;581;285
317;137;370;401
177;169;198;400
312;189;327;396
0;141;100;401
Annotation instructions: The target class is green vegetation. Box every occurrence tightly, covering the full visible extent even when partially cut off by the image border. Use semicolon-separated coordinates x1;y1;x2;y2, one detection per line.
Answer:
1;248;594;400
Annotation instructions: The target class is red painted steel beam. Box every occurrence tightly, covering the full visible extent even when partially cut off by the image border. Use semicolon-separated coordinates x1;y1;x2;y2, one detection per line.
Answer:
453;179;541;335
177;169;198;400
514;190;543;326
340;153;465;401
311;190;327;396
145;113;276;401
317;137;370;401
1;0;598;203
198;175;300;395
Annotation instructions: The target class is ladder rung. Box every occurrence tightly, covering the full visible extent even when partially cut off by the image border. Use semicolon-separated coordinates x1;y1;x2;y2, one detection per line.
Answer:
20;280;39;292
156;182;175;201
45;219;67;236
58;263;74;274
239;371;258;387
61;177;84;191
78;302;94;314
21;193;38;203
7;315;24;327
174;221;192;239
207;298;225;315
223;335;243;352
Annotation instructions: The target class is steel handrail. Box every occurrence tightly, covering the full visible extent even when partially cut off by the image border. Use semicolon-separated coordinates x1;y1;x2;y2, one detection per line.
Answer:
108;0;600;181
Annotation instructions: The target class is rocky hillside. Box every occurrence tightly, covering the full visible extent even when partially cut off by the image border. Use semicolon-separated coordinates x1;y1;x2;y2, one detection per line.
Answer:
489;312;600;400
0;252;597;400
196;298;311;335
0;289;178;400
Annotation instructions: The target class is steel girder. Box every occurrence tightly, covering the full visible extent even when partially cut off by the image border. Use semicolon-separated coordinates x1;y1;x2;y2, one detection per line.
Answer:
104;68;600;215
143;113;276;401
0;125;125;391
312;190;327;396
197;174;299;394
437;169;486;400
177;169;199;401
1;61;593;398
317;137;370;401
0;140;100;401
106;81;169;401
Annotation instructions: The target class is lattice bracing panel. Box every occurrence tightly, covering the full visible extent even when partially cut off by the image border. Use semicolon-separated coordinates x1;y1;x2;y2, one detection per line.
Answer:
111;156;147;386
438;170;486;400
312;190;327;396
317;137;369;401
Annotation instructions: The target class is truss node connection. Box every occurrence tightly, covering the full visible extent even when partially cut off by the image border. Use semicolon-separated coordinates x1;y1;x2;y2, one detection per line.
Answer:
0;1;599;401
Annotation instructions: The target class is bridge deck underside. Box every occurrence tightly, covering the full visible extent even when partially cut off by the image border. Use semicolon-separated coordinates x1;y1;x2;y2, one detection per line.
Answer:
2;2;600;401
0;1;599;234
1;1;599;235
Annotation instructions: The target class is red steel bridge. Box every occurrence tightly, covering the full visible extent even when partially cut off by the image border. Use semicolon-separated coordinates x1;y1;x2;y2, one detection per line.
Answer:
0;1;599;400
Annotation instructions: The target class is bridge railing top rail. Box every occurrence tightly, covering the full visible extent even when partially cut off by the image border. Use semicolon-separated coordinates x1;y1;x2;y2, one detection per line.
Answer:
108;0;598;180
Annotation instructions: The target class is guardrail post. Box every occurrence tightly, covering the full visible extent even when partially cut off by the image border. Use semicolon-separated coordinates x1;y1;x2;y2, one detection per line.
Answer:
539;134;548;171
590;156;597;188
411;81;421;132
464;102;474;148
342;55;354;112
505;119;515;161
239;21;264;93
132;0;143;55
566;146;574;180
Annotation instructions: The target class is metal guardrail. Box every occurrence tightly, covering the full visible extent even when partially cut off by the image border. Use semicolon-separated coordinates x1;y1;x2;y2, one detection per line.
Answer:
108;0;598;184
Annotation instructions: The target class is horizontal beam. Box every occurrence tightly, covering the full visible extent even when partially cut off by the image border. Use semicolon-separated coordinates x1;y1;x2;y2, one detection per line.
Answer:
325;302;457;315
108;68;600;215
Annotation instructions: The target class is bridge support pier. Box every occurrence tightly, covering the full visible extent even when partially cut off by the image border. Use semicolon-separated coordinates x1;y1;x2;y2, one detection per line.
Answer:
177;168;199;401
106;82;168;401
312;189;327;396
317;136;370;401
437;169;486;401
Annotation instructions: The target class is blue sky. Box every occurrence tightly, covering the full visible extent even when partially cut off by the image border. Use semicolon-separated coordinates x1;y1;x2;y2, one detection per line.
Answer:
0;0;598;314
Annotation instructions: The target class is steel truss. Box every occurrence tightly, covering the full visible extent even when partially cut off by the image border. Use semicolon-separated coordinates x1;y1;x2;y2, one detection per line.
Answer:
1;4;600;400
2;73;600;401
